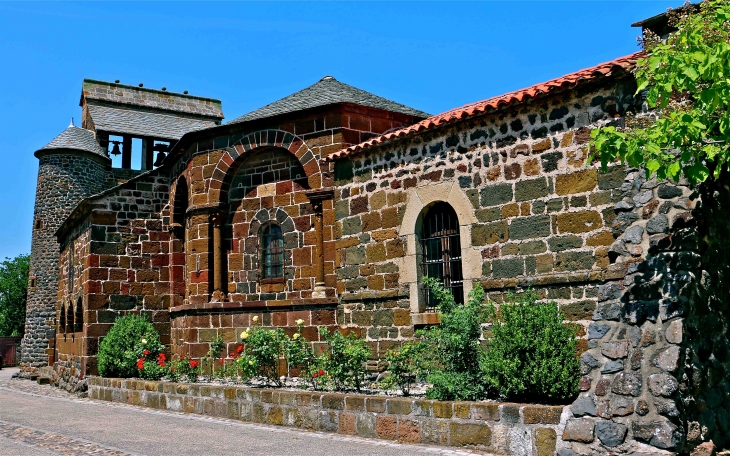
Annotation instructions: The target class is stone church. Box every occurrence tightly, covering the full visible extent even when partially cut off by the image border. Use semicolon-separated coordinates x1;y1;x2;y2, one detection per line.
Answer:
21;8;730;453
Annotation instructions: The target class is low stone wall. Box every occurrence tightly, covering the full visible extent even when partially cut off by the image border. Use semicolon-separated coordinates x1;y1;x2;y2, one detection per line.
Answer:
88;377;565;454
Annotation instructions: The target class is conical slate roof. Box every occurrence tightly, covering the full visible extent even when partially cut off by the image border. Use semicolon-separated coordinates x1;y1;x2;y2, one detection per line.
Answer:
36;124;109;159
229;76;430;124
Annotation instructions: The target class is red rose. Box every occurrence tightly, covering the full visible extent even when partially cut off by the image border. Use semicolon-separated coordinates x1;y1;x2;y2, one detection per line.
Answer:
143;349;150;355
236;345;243;353
136;359;145;370
190;360;198;369
319;369;325;376
158;353;166;361
313;372;319;378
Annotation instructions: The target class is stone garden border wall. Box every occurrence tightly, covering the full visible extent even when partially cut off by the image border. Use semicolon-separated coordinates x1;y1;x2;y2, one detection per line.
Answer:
88;377;565;455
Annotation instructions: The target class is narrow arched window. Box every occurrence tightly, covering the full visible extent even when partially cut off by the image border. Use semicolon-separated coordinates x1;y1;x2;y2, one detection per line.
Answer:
421;202;464;308
260;223;284;280
74;298;83;333
59;304;66;335
66;302;74;335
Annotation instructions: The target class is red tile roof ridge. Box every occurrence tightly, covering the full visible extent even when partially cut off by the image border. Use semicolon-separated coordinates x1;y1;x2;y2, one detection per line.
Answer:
329;51;644;161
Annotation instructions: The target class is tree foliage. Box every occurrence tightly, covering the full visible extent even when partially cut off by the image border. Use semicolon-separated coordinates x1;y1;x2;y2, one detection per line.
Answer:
591;0;730;184
0;254;30;337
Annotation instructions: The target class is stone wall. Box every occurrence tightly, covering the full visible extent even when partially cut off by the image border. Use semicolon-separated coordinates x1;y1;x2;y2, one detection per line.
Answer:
88;376;567;455
56;172;171;375
22;152;110;375
329;76;705;452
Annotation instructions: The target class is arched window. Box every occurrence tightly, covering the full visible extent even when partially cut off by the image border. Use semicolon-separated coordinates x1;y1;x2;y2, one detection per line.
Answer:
59;304;66;335
65;302;74;335
260;223;284;280
74;298;83;333
420;202;464;308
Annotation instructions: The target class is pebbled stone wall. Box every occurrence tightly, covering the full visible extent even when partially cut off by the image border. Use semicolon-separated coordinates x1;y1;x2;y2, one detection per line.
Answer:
22;152;110;375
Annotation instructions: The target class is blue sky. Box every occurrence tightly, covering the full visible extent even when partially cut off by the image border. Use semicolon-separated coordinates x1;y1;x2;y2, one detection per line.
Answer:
0;1;679;261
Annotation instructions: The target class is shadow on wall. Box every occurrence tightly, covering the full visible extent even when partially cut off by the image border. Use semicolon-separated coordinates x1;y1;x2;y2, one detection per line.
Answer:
619;172;730;451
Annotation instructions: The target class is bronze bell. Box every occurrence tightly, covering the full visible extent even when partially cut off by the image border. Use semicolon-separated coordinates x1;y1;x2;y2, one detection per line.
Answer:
110;142;121;156
153;151;166;167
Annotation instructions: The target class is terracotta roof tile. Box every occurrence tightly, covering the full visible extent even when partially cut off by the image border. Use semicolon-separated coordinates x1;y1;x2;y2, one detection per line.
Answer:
329;52;643;161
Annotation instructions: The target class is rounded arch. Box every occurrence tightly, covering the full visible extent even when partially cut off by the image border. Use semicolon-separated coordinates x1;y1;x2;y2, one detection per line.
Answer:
397;182;480;313
59;302;66;335
74;297;83;333
65;301;74;335
172;175;189;229
211;129;323;205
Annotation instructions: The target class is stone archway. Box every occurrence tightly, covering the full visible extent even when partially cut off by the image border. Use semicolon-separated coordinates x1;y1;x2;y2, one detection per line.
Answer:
396;181;482;313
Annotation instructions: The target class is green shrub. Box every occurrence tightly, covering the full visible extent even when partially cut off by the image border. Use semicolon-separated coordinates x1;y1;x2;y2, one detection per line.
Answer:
97;314;163;378
318;327;370;392
482;291;580;403
382;339;430;396
420;277;487;401
284;321;315;385
236;326;287;385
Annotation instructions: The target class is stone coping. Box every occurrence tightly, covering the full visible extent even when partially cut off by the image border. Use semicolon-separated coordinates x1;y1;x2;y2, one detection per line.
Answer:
169;298;339;313
88;376;567;454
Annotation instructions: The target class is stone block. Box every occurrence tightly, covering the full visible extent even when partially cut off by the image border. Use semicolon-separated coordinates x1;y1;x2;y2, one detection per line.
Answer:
571;396;596;417
611;372;642;397
386;398;413;415
480;184;513;207
595;421;627;447
563;418;595;443
472;221;511;247
433;401;453;418
648;373;679;397
556;211;602;234
510;215;551;240
356;413;376;438
375;415;397;440
632;420;681;449
535;428;557;456
523;406;563;424
492;258;524;279
600;340;629;359
450;422;492;446
515;177;549;201
556;169;598;195
397;419;421;443
472;403;500;421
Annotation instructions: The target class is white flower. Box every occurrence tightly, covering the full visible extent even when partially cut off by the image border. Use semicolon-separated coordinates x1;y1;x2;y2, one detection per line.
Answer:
252;316;259;323
240;331;249;340
248;360;254;365
295;319;304;326
141;338;147;345
293;333;300;340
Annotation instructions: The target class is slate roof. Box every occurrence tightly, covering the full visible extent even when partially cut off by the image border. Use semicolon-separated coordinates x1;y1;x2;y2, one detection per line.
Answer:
329;52;643;161
228;76;430;124
86;104;219;140
36;125;109;159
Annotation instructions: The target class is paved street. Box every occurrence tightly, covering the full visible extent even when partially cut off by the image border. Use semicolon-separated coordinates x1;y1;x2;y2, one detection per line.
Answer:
0;368;486;456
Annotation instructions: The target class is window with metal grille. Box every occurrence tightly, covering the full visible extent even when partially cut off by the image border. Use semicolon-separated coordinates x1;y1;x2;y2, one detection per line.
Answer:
260;223;284;279
420;202;463;309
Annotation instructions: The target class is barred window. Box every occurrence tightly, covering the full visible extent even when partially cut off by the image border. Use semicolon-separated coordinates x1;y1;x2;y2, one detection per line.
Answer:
421;202;463;309
260;223;284;280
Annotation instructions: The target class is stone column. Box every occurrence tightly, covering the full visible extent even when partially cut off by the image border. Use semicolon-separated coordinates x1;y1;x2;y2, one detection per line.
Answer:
210;211;226;302
305;188;333;299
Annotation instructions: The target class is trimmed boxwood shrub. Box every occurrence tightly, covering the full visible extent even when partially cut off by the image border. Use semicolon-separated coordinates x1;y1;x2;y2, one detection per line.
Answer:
97;314;163;378
482;291;580;403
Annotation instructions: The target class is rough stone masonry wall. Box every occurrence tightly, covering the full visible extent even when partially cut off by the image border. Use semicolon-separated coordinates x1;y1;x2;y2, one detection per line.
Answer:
56;172;171;376
88;376;568;455
331;77;707;453
332;80;639;362
22;152;110;375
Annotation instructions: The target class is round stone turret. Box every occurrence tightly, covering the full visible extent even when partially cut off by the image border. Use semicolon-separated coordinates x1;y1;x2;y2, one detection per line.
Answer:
21;124;111;374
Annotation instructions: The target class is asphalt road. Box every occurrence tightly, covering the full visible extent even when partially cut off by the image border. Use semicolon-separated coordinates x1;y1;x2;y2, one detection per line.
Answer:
0;368;483;456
